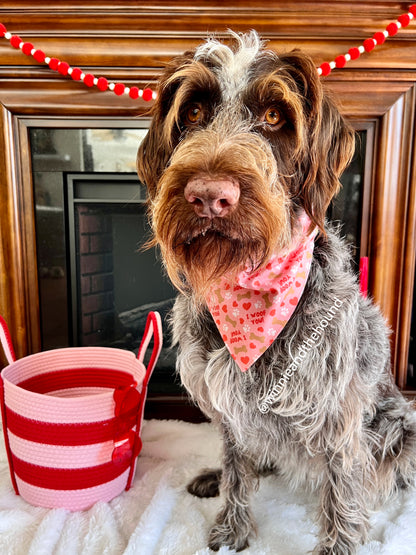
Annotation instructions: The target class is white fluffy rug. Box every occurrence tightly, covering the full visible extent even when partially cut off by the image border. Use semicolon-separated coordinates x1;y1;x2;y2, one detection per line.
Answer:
1;419;416;554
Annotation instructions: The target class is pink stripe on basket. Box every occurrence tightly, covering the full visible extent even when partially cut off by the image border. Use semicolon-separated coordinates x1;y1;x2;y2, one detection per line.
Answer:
4;380;115;423
3;371;144;425
15;468;131;511
3;347;144;381
8;431;115;468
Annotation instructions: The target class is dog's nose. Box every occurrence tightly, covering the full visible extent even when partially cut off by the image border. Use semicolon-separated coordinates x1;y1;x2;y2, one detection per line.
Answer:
184;178;240;218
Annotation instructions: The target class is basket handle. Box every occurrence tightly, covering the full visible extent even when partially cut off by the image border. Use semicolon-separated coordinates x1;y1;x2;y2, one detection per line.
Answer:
137;311;163;388
125;311;163;491
0;317;19;495
0;316;16;365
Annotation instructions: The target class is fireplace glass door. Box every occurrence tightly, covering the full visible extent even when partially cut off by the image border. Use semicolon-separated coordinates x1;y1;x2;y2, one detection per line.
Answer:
31;127;178;395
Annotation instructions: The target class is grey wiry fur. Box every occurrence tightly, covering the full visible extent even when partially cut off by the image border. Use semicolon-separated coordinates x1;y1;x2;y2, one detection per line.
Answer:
138;31;416;554
172;230;416;553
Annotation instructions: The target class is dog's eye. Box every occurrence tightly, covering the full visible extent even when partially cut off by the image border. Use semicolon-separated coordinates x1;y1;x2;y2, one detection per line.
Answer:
263;107;281;126
186;105;203;125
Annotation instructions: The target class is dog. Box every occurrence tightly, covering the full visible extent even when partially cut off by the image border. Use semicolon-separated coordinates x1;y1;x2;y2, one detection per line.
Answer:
137;31;416;554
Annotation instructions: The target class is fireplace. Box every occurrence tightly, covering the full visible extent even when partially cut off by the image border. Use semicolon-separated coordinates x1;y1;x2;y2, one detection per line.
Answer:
32;127;178;396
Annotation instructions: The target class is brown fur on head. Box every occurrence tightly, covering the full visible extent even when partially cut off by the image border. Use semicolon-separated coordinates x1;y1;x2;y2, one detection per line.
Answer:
137;31;355;302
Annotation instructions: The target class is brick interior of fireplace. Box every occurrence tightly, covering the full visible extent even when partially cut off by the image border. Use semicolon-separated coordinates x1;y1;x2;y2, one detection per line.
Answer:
77;205;115;346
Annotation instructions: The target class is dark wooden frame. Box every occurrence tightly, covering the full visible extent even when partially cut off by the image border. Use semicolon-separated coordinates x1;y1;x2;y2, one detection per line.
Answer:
1;2;415;416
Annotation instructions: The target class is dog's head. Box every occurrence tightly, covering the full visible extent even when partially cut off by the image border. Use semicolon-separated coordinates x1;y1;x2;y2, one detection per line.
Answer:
137;31;355;302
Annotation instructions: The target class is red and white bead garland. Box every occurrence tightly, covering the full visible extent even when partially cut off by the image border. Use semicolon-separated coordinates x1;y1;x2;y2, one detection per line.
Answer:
318;4;416;76
0;4;416;99
0;22;156;101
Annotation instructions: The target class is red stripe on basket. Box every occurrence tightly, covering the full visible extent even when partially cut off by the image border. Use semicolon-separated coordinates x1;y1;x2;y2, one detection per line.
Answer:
18;368;136;394
0;377;19;495
5;404;139;445
12;453;132;490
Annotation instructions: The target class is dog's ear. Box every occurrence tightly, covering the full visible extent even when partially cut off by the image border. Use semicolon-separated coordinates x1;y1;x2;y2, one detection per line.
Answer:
279;52;355;234
137;52;195;199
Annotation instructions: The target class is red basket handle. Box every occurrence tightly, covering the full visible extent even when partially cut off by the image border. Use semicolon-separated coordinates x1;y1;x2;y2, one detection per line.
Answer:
0;316;19;495
125;311;163;491
137;311;163;389
0;316;16;365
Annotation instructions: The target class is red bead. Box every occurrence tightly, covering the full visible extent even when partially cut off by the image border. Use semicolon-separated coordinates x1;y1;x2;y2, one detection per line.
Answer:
142;88;153;101
363;38;376;52
114;83;125;96
97;77;108;91
22;42;33;55
129;86;139;99
319;62;331;77
409;5;416;17
386;22;398;36
335;55;346;68
57;61;70;76
71;67;82;80
0;23;7;37
33;49;46;63
373;31;386;45
398;14;410;27
10;35;22;48
348;47;361;60
48;58;59;70
83;73;95;87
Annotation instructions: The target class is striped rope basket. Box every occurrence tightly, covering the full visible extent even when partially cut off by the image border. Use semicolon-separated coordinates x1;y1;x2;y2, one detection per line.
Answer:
0;311;162;511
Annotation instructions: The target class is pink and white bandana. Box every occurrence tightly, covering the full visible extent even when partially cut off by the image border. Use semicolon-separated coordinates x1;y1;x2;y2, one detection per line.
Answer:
206;212;318;372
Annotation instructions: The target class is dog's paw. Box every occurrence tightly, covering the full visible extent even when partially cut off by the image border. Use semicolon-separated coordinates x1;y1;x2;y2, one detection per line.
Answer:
208;506;255;552
313;543;356;555
187;469;222;498
208;523;250;552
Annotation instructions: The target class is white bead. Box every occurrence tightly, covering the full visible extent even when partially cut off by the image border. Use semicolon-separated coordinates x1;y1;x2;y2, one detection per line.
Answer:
409;13;414;20
383;30;389;38
152;91;158;100
317;67;322;76
68;67;73;75
358;45;365;54
124;87;130;94
396;21;402;29
93;78;98;85
4;32;11;40
31;48;36;56
44;57;50;64
139;89;143;97
329;61;336;69
80;72;85;80
345;53;351;62
18;41;24;49
109;83;115;90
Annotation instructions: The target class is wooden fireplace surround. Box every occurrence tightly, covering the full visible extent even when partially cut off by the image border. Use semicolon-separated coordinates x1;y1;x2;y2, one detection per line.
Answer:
0;1;415;418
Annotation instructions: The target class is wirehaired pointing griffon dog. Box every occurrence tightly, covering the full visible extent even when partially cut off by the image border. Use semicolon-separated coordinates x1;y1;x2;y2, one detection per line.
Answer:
137;31;416;554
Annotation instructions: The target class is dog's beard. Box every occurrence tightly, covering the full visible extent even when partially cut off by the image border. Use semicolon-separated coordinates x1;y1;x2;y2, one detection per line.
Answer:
150;183;289;306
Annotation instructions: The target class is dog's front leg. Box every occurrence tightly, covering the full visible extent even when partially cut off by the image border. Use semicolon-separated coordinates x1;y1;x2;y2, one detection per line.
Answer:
209;425;257;552
316;452;370;555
